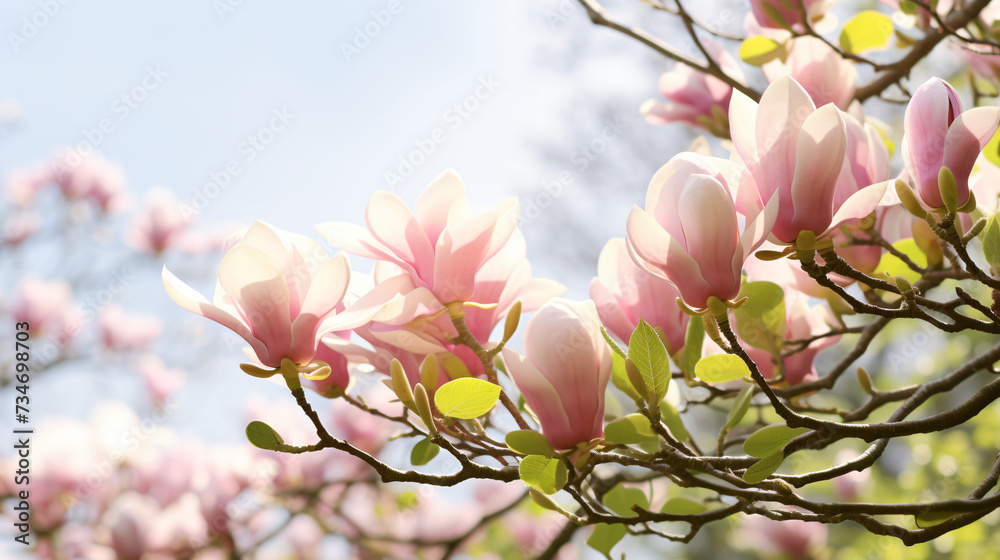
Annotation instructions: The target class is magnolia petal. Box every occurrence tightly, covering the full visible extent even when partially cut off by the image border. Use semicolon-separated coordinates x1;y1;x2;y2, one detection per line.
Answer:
415;169;465;246
943;106;1000;200
501;348;573;438
162;266;266;361
218;244;293;366
787;104;848;237
828;180;889;231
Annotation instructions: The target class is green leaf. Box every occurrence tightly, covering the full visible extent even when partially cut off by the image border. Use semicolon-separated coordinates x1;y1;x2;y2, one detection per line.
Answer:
982;213;1000;270
245;421;284;451
739;35;785;66
433;378;502;419
743;450;785;483
519;455;568;495
873;238;928;284
695;354;751;383
915;509;959;528
603;483;649;517
840;11;894;54
660;497;707;515
410;437;440;466
732;281;786;353
604;413;658;445
628;319;671;403
659;400;690;442
678;315;704;376
724;386;754;431
742;423;810;458
505;430;556;457
610;351;643;403
601;326;627;358
587;523;626;556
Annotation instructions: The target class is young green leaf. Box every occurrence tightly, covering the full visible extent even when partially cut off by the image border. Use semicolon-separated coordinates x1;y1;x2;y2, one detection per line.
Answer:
739;35;785;66
732;281;787;353
610;351;643;403
628;319;671;403
659;400;690;442
743;450;785;484
587;523;626;557
742;424;810;458
505;430;556;458
603;483;650;518
519;455;568;495
245;421;284;451
840;11;894;54
695;354;751;383
724;386;754;431
433;378;502;419
660;497;707;515
604;413;658;445
410;437;440;466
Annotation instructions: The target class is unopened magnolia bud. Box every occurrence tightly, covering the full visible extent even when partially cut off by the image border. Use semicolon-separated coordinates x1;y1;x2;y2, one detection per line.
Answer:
441;353;471;380
503;300;522;342
893;275;914;295
938;166;959;214
390;359;416;411
857;367;875;395
414;383;437;435
625;358;650;403
895;179;928;219
420;354;439;391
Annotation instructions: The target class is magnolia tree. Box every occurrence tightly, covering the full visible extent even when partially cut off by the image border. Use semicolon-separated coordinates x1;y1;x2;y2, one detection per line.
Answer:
8;0;1000;558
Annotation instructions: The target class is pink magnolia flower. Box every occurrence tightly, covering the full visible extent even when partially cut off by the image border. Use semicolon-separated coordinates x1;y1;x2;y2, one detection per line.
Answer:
731;75;888;244
163;221;377;368
12;276;82;340
625;152;776;308
502;298;612;451
326;230;564;386
590;238;688;353
749;0;824;30
99;304;163;351
763;36;856;110
901;78;1000;209
3;210;40;246
742;291;839;385
6;165;51;206
735;512;828;559
127;187;189;254
137;356;187;407
641;38;745;137
316;169;519;304
51;152;129;213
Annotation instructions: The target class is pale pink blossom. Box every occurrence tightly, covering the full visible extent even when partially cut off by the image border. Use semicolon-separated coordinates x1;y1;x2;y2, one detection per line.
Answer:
137;355;187;407
763;37;856;110
51;152;129;213
6;165;51;206
971;153;1000;213
590;237;688;353
127;186;189;254
163;221;379;368
641;38;745;136
731;76;888;244
99;304;163;351
317;169;519;304
11;276;82;340
901;78;1000;209
626;152;776;308
3;210;40;246
735;512;828;559
502;298;612;450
